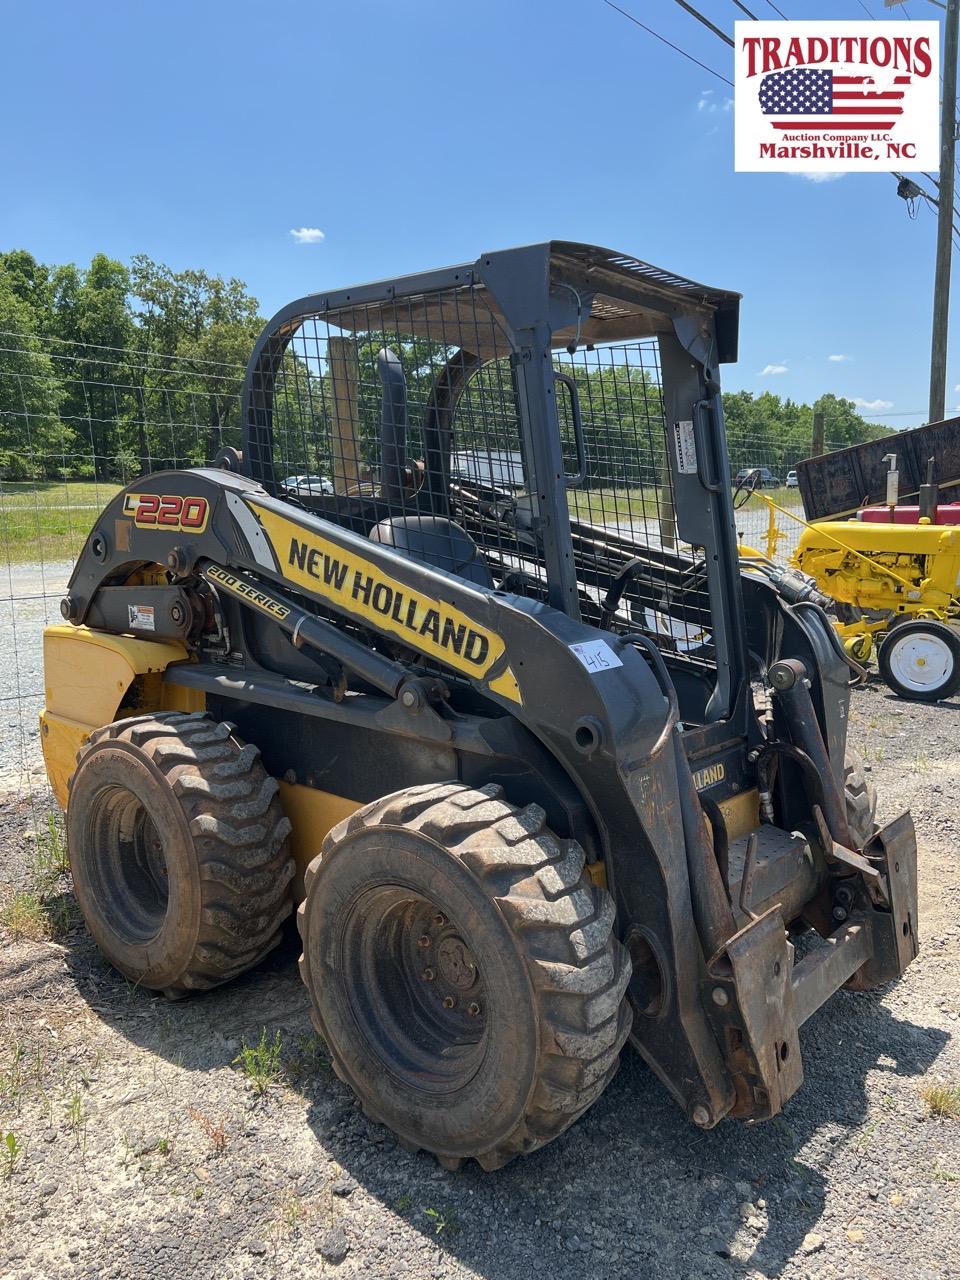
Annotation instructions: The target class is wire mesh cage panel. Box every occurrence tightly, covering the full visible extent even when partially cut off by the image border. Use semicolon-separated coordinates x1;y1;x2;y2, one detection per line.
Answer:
553;343;712;655
259;307;716;660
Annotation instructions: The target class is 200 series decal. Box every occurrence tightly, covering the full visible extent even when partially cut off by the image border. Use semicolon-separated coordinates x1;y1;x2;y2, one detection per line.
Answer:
247;502;522;705
205;565;290;621
123;492;210;533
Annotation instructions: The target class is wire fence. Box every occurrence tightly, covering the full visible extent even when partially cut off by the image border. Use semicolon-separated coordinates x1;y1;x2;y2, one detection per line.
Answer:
0;332;836;805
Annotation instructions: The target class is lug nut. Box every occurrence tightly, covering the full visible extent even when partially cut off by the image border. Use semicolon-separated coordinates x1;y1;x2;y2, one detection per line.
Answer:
691;1104;711;1128
433;913;446;927
421;968;435;982
711;987;729;1007
467;1002;481;1017
442;996;456;1009
417;934;431;948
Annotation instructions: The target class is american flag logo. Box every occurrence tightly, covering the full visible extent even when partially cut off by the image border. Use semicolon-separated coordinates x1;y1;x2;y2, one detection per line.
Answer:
758;67;909;130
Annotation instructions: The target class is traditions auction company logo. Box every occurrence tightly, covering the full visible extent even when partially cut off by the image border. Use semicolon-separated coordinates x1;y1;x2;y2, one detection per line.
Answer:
734;20;939;173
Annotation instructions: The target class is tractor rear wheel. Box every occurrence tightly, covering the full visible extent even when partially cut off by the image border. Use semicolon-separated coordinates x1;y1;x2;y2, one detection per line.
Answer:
297;782;632;1170
67;712;294;997
878;619;960;702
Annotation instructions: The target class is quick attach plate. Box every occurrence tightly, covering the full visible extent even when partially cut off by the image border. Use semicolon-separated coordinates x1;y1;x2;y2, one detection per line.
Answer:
847;810;919;989
706;906;803;1121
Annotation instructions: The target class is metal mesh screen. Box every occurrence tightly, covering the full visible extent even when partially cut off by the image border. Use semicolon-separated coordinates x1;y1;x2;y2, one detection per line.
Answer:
261;315;716;659
554;342;712;655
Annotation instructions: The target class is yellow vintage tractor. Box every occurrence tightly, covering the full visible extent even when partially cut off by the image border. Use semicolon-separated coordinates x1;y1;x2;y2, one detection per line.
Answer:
736;455;960;702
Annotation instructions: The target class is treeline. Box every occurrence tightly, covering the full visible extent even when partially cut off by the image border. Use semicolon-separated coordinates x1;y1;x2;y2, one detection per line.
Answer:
721;389;891;474
0;249;891;484
0;249;261;478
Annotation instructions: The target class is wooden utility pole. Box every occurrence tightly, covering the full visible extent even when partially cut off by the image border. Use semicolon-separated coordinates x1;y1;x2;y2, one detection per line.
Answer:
929;0;959;424
327;337;365;494
811;410;825;458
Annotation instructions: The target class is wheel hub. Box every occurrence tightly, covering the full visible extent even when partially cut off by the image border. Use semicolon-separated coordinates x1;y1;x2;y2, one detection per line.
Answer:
436;935;478;991
342;888;488;1095
888;630;953;691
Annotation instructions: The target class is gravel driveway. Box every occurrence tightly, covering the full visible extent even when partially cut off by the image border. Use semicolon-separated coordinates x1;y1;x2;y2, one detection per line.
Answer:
1;655;957;1280
0;560;72;790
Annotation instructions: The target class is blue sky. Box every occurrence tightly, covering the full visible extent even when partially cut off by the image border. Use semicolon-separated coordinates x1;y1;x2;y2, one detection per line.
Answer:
1;0;955;429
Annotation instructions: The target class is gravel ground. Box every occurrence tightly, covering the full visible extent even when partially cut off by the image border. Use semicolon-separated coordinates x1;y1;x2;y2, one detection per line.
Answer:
0;560;71;790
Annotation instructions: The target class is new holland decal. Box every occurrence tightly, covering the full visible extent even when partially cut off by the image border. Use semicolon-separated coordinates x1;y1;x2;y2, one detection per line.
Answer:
693;762;726;791
248;503;522;704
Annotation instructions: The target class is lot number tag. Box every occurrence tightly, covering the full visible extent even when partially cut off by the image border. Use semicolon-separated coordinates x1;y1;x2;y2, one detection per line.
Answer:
569;640;623;674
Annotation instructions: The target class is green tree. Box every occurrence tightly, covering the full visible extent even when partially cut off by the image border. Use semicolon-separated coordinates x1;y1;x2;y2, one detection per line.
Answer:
49;255;135;477
0;278;64;478
128;256;261;465
0;250;53;330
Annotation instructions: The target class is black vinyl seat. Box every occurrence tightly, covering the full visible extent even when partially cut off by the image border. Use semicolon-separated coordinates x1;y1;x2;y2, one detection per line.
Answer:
369;516;495;588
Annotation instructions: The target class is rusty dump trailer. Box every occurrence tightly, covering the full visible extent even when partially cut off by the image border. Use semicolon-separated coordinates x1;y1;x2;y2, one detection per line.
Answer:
796;416;960;521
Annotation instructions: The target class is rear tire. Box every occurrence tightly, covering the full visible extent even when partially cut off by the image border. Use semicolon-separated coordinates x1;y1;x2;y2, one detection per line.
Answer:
878;619;960;702
297;781;632;1170
67;712;294;996
843;747;877;847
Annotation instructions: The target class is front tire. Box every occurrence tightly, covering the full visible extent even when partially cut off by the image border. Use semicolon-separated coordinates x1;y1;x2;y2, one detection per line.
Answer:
297;782;632;1170
878;619;960;702
67;712;294;996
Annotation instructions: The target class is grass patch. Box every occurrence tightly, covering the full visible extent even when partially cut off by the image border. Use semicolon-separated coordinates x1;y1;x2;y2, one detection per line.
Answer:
0;813;76;941
233;1028;283;1095
424;1205;460;1236
0;480;122;565
567;485;663;527
923;1083;960;1120
1;1132;23;1180
33;814;69;889
286;1033;332;1084
1;891;54;941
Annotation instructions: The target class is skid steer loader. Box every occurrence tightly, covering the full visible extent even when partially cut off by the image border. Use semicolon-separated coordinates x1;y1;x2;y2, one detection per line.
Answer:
40;243;918;1170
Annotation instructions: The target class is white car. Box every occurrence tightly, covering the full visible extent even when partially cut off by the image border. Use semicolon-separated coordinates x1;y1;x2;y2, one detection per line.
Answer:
785;469;799;488
282;473;335;497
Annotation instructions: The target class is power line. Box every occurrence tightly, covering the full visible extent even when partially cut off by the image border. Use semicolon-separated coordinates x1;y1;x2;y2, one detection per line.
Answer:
764;0;789;15
729;0;760;15
670;0;735;47
600;1;734;85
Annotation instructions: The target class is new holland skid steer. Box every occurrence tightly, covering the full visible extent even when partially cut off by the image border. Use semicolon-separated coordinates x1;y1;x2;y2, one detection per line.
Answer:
40;243;918;1170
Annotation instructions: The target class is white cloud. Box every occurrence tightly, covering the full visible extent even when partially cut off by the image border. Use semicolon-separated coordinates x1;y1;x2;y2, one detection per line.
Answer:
797;172;845;184
852;397;894;411
290;227;325;245
697;90;733;113
759;363;788;376
828;354;852;362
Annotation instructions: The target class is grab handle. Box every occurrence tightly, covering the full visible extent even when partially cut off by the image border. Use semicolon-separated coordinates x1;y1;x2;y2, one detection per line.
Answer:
554;371;587;488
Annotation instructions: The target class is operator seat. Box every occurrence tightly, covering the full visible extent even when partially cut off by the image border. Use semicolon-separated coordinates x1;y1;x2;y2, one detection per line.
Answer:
369;516;494;588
